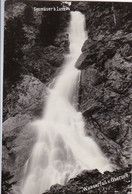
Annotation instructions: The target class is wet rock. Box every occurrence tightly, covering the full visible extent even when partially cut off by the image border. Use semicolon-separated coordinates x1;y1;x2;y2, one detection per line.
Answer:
3;2;70;193
2;75;48;193
43;46;65;67
22;32;69;84
43;166;131;194
75;52;88;69
121;43;132;61
4;1;70;98
3;75;48;121
73;2;132;168
3;2;132;193
53;33;70;53
2;114;36;189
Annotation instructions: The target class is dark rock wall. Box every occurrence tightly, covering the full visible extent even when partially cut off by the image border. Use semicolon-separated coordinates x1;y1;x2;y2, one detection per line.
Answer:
2;1;132;193
4;1;70;98
44;165;131;194
3;1;70;120
73;2;132;168
3;1;70;193
43;3;132;193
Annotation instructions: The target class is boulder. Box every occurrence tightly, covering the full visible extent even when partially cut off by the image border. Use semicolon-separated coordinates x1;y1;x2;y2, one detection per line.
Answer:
3;75;48;121
43;166;131;194
2;75;48;193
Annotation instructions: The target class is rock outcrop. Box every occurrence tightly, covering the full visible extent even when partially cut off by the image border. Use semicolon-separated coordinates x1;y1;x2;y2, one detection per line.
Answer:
72;2;132;168
2;75;47;193
4;1;70;97
3;75;47;120
43;165;131;194
2;1;132;194
3;2;70;193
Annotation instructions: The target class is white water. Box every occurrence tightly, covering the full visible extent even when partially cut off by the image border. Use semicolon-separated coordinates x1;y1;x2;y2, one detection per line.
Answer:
21;12;112;194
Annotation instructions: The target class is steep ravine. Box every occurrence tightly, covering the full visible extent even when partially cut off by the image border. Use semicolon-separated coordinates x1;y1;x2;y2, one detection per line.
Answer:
44;2;132;193
2;2;132;194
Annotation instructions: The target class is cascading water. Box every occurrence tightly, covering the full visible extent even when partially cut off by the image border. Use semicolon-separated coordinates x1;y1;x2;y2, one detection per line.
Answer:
21;11;112;194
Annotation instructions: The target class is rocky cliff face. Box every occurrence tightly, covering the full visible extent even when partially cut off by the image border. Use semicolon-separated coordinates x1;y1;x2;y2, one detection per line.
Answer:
2;75;48;193
44;165;131;194
42;4;132;193
4;1;70;98
73;2;132;168
2;1;132;194
3;1;70;193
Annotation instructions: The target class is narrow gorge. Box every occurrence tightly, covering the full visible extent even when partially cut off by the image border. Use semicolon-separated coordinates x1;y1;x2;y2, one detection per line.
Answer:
2;1;131;194
21;11;112;194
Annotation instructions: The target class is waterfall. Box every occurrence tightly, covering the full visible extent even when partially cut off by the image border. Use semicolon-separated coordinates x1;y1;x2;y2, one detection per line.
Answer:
21;11;112;194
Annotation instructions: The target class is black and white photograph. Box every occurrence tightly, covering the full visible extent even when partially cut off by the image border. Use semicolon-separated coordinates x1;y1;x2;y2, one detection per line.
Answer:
2;1;132;194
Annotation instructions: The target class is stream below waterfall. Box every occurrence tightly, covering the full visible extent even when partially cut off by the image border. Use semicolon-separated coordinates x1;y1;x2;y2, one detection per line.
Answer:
21;11;112;194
